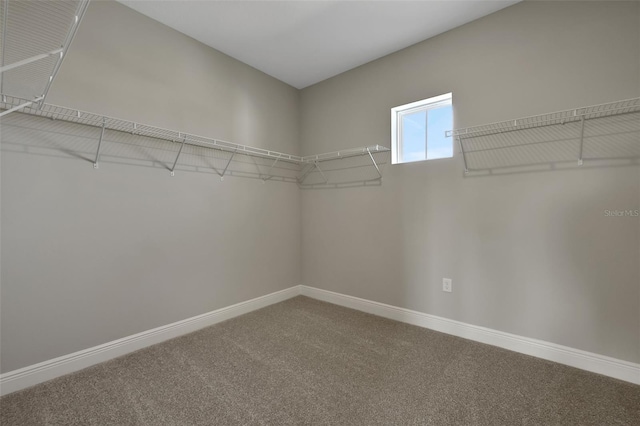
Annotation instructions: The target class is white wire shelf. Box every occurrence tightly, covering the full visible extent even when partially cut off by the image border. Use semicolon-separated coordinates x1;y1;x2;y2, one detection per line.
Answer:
446;98;640;173
0;94;390;186
447;98;640;139
0;95;303;163
297;150;389;189
0;0;89;103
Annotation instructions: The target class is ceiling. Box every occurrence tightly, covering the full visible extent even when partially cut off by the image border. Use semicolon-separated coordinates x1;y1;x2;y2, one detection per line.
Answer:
118;1;520;89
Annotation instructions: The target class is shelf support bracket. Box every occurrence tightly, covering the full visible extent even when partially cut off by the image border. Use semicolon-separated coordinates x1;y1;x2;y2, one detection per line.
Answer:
220;149;237;180
170;137;186;176
366;147;382;179
250;156;264;181
458;136;469;173
0;48;64;74
261;157;280;182
578;115;585;166
297;163;315;184
93;118;106;169
314;161;328;184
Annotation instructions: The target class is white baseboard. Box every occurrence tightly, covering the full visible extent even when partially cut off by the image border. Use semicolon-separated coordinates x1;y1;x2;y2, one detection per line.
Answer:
0;286;300;396
3;284;638;397
300;285;640;385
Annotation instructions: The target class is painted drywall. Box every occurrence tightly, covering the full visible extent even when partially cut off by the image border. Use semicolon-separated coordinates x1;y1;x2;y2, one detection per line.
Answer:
300;1;640;363
0;0;301;373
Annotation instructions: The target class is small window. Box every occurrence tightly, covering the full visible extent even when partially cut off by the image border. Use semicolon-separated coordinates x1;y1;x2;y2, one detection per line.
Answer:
391;93;453;164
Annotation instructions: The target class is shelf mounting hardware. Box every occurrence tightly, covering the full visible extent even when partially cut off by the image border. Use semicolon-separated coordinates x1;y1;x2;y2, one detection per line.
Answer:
578;115;585;166
93;117;106;169
314;161;328;184
366;147;382;180
261;157;281;182
251;155;280;182
458;136;468;173
296;162;328;185
297;163;315;185
219;149;237;181
170;134;186;176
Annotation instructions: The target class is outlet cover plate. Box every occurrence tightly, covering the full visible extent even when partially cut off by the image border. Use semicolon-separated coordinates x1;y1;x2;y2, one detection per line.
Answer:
443;278;452;292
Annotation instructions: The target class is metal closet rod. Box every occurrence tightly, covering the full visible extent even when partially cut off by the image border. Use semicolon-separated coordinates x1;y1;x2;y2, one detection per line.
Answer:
0;94;390;170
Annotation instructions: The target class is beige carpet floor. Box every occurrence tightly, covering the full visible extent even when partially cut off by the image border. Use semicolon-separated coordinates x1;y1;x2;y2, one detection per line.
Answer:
1;296;639;425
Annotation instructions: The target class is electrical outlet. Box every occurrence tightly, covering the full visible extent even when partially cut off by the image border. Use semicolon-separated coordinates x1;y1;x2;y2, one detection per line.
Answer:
442;278;452;293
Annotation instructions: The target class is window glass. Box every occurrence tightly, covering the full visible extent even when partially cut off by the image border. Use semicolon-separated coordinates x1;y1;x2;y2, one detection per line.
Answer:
391;93;453;164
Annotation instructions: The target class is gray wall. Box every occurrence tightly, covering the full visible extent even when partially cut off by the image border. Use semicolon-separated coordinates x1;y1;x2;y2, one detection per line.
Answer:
300;1;640;363
0;1;301;372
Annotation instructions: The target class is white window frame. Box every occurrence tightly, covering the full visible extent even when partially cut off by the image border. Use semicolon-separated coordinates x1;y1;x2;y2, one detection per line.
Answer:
391;92;453;164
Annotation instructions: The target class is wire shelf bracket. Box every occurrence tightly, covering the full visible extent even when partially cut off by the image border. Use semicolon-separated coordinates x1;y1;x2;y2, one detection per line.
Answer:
578;115;585;166
265;158;280;181
366;147;383;179
93;117;106;169
169;135;186;176
296;163;316;185
457;136;469;174
313;161;328;184
219;149;237;181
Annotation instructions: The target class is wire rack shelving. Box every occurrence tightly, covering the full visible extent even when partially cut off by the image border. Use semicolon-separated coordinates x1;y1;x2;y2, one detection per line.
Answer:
0;95;390;186
446;98;640;173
